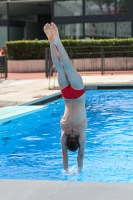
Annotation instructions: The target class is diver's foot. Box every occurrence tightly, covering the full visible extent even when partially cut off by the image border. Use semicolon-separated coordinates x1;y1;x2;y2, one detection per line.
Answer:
51;22;60;45
43;23;53;42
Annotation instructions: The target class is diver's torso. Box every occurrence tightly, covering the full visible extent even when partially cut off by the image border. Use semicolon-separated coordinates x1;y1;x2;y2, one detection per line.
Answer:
60;94;87;136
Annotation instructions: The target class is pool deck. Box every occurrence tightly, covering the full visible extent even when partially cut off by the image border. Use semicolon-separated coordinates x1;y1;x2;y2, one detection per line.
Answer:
0;73;133;200
0;180;133;200
1;74;133;107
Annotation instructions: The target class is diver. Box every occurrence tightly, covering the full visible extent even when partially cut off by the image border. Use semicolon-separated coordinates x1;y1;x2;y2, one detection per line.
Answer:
43;22;87;172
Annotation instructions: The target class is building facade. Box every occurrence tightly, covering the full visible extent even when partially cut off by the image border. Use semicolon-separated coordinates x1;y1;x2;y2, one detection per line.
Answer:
0;0;132;47
0;0;52;47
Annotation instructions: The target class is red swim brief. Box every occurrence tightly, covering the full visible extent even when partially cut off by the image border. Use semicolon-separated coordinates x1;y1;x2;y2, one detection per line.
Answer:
61;85;85;99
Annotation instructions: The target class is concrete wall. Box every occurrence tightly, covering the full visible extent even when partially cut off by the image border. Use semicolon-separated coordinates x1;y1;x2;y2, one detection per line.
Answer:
8;57;133;73
8;60;45;73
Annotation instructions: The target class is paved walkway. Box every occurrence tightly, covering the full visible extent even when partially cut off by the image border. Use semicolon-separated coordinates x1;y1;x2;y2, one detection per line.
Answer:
0;180;133;200
0;73;133;106
0;73;58;106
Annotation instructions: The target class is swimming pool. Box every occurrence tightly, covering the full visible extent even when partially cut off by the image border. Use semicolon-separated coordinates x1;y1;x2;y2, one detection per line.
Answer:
0;89;133;182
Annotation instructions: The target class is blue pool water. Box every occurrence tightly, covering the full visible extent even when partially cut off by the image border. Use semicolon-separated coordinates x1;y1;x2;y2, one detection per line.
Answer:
0;90;133;182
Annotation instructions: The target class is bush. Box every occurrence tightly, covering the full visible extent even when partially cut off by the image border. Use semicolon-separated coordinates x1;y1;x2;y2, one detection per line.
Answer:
6;38;133;60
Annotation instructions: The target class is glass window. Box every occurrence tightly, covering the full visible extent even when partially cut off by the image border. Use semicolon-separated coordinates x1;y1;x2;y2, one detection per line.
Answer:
85;22;115;38
0;3;7;47
116;22;131;38
0;3;7;19
0;27;7;47
9;27;24;40
58;24;83;39
117;0;131;14
85;0;115;15
54;0;82;17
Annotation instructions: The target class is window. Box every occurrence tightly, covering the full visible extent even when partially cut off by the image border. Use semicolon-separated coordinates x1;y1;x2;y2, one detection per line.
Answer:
9;27;24;40
85;0;115;15
116;22;131;38
0;3;8;47
0;3;7;19
0;27;7;47
58;24;83;39
85;22;115;38
54;0;82;17
117;0;131;14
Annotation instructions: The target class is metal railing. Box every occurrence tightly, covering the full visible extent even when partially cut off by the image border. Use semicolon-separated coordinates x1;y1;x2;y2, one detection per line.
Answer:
0;50;7;79
45;46;133;87
48;65;57;90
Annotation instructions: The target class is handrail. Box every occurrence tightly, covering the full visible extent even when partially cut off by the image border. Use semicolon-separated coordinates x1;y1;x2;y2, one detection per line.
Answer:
48;65;57;90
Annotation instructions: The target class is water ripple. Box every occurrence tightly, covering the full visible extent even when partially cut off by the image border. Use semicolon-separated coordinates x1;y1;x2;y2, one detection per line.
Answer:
0;90;133;182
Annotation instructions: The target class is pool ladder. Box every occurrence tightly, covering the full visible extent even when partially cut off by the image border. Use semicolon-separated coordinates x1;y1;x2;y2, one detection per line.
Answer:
48;65;58;90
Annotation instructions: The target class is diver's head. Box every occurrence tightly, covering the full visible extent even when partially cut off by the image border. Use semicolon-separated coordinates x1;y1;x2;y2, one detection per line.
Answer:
66;135;80;152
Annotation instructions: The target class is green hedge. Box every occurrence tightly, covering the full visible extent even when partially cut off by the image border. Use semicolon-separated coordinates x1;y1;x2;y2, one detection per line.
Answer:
6;38;133;60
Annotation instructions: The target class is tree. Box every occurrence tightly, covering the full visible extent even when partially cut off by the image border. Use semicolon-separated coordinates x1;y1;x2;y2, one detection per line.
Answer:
86;0;115;13
117;0;130;13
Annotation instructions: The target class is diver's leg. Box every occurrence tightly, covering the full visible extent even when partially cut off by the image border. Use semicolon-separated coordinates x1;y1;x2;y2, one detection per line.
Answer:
50;43;69;89
44;23;69;89
51;22;84;90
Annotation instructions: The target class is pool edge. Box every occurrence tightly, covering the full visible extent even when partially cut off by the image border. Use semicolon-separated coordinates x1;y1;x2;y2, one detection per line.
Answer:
20;92;62;106
1;83;133;124
0;180;133;200
21;83;133;106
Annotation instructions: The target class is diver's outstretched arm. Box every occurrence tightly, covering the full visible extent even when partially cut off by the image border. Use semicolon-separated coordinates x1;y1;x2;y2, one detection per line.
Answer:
77;133;86;170
61;133;68;171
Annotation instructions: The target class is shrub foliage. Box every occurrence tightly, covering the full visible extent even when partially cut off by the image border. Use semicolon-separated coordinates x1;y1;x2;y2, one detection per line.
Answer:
6;38;133;60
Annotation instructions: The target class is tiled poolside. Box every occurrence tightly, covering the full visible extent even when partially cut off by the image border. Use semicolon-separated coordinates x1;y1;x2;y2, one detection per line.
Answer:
0;180;133;200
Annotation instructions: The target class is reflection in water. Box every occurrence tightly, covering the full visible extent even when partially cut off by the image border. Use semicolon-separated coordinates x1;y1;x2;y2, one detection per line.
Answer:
1;136;11;147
